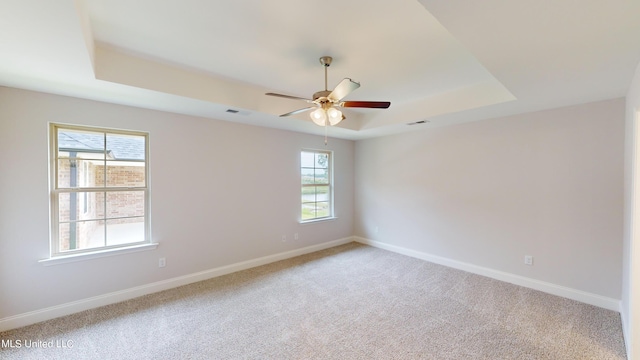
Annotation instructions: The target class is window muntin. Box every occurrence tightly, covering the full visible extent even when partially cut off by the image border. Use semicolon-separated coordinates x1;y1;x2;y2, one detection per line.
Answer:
301;150;332;221
50;124;149;256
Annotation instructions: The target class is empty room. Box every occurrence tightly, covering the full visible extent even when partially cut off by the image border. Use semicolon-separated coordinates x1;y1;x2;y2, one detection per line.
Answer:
1;0;640;359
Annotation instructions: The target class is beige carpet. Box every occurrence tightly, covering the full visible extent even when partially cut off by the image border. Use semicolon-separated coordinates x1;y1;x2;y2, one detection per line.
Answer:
0;243;627;359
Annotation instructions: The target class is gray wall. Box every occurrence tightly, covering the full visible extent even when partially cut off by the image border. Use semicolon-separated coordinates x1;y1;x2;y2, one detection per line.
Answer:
354;98;624;299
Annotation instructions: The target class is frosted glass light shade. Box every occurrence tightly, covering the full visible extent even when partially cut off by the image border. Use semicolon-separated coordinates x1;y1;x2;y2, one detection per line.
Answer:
327;108;343;126
310;108;327;126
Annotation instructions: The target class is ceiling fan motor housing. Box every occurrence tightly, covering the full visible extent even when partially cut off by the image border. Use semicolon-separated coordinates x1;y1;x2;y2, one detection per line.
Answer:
313;90;332;102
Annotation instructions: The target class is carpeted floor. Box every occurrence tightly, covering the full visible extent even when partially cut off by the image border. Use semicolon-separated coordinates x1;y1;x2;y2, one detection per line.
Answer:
0;243;627;359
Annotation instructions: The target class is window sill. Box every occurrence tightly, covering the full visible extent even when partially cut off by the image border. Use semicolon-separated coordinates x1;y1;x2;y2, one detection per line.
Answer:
299;216;338;225
39;243;158;266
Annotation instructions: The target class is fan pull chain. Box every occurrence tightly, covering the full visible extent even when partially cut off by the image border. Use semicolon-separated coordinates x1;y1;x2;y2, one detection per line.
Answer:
324;124;328;145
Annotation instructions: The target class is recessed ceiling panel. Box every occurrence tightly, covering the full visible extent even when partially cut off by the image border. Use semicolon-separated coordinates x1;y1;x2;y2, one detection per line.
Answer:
85;0;513;129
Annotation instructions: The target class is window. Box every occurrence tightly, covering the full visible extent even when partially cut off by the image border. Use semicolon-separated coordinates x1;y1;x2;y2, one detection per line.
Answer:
301;150;332;221
49;124;149;257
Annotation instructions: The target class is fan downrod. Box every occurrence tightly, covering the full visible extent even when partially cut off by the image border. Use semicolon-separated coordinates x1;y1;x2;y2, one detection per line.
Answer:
319;56;332;90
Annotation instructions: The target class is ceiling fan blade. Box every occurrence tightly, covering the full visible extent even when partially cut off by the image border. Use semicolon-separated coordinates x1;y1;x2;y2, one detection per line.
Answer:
328;78;360;102
341;101;391;109
280;107;315;117
266;93;313;102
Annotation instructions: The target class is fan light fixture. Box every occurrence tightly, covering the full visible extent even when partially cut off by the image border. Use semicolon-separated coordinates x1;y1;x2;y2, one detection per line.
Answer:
310;107;343;126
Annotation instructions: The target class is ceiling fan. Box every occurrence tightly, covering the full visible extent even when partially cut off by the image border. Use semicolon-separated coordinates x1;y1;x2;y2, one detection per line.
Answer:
266;56;391;127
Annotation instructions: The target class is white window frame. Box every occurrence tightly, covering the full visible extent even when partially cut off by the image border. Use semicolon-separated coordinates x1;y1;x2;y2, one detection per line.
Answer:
300;149;334;222
81;161;89;215
48;123;151;258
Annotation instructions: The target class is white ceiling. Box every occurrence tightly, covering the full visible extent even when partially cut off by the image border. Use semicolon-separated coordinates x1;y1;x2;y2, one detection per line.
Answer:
1;0;640;140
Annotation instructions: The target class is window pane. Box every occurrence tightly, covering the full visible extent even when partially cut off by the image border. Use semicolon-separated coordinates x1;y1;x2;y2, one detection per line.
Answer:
58;159;101;189
315;153;328;168
106;134;145;161
316;186;330;202
301;186;315;203
301;151;315;168
106;191;145;218
301;168;314;184
59;192;104;222
316;202;330;218
58;129;104;156
314;169;328;184
301;202;330;220
301;203;316;220
106;161;146;187
59;220;105;252
58;223;70;251
106;218;145;246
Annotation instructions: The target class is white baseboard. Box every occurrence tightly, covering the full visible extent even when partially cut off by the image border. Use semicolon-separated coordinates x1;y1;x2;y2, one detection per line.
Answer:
354;237;621;312
0;237;354;332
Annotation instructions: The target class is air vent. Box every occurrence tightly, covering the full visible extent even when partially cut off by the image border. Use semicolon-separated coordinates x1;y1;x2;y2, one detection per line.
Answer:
225;109;251;116
407;120;429;126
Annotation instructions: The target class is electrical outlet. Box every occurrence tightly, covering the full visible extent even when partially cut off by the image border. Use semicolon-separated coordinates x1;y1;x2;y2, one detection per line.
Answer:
281;235;287;242
294;233;299;240
524;255;533;266
158;258;166;268
374;226;379;233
